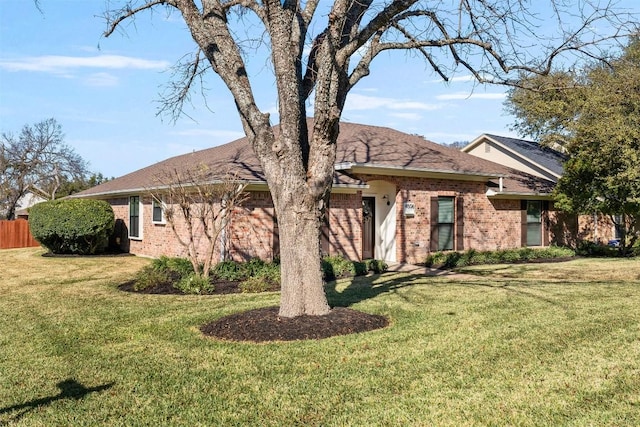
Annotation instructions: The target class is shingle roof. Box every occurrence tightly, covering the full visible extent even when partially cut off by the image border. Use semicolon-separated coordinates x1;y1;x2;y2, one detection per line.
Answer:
482;134;567;177
75;121;554;198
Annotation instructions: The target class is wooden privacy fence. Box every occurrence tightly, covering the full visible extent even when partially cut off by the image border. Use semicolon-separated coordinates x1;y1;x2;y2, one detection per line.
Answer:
0;219;41;249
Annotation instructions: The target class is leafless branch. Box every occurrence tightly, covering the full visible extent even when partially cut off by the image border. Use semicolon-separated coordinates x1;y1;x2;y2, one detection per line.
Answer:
149;165;247;276
157;49;213;123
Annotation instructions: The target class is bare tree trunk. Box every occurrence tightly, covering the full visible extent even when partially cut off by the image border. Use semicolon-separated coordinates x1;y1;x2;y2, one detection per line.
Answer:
275;198;331;318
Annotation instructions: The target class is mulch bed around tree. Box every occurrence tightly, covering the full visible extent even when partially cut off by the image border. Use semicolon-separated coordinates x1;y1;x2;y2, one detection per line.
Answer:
200;306;389;342
119;280;388;342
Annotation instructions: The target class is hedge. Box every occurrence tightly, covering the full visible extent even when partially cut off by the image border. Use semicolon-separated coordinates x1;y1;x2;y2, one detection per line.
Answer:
29;198;115;255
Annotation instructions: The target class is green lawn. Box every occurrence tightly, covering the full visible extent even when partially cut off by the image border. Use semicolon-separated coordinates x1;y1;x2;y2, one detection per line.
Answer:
1;248;639;426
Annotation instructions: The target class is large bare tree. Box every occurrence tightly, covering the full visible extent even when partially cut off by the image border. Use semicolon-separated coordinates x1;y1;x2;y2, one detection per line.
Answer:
104;0;636;317
1;118;89;220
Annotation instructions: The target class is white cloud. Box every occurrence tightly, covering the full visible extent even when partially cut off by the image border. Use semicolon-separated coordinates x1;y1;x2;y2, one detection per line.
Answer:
436;92;506;101
345;93;441;112
0;55;170;73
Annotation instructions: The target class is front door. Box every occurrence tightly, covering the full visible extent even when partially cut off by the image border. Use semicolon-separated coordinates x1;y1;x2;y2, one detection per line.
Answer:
362;197;375;259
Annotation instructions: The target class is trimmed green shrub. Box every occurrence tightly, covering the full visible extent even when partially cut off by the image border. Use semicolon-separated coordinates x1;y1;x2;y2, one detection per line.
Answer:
322;255;356;280
163;256;196;277
239;276;272;293
174;274;214;294
133;265;175;291
29;199;115;255
365;259;388;274
322;255;388;280
576;240;619;257
211;258;281;282
212;260;245;281
426;246;576;269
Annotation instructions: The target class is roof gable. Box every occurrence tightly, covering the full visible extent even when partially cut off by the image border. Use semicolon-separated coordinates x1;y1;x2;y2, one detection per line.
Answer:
464;134;567;178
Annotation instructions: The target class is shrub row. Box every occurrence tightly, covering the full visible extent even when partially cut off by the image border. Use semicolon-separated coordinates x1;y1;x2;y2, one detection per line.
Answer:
322;255;388;281
575;240;640;257
133;256;281;294
425;246;576;269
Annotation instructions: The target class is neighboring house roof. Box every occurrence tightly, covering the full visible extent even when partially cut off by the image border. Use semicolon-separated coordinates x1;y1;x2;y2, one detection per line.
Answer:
9;191;47;218
74;121;555;199
462;134;567;181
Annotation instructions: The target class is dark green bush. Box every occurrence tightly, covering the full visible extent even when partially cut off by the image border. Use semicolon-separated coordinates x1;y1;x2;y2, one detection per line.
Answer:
322;255;355;280
174;274;214;295
211;258;280;282
425;246;576;269
133;265;175;291
212;260;245;281
29;199;115;255
365;259;388;274
322;255;388;280
576;240;620;257
239;276;272;293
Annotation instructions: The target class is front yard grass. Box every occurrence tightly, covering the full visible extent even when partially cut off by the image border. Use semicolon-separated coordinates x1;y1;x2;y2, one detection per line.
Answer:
1;248;639;426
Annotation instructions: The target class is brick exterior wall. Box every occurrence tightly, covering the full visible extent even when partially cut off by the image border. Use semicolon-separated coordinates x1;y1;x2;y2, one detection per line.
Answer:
577;213;619;244
104;176;577;265
227;191;278;261
328;192;363;260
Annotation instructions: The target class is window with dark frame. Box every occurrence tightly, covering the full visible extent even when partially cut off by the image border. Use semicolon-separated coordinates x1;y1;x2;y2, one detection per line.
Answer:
438;197;455;251
152;199;164;223
129;196;140;238
526;200;542;246
614;214;623;239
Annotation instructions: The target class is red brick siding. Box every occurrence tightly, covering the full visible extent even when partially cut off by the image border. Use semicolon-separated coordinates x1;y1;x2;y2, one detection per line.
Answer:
103;179;576;264
227;191;277;261
328;192;362;260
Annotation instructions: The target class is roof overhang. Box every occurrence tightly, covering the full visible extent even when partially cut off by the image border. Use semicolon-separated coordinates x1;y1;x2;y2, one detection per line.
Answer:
485;189;553;200
73;178;368;199
335;162;501;182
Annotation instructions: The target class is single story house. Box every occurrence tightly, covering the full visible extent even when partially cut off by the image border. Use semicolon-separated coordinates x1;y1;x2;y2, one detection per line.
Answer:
74;121;578;264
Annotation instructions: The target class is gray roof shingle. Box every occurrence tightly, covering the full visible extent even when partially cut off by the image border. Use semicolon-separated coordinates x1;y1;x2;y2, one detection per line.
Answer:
75;121;555;197
483;134;567;176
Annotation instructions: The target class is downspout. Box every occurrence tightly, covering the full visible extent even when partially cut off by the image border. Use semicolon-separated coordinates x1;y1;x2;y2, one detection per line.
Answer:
499;176;504;193
593;211;598;243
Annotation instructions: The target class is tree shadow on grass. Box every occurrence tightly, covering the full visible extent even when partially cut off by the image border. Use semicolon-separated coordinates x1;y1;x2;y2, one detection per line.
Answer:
325;269;566;310
325;272;426;308
0;379;114;425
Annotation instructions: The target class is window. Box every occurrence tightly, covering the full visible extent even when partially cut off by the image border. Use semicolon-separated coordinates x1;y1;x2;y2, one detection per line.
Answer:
614;214;624;239
152;198;165;224
437;197;455;251
129;196;142;239
526;201;542;246
430;196;464;252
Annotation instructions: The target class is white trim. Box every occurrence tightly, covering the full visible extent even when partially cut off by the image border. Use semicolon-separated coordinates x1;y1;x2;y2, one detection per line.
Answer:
151;198;166;225
464;134;562;181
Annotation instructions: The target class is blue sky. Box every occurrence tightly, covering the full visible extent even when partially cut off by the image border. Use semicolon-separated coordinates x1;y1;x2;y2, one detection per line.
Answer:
0;1;636;178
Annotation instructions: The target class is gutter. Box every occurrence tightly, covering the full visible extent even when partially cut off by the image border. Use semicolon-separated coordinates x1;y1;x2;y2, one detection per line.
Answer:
72;178;368;199
485;188;553;199
335;162;502;181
